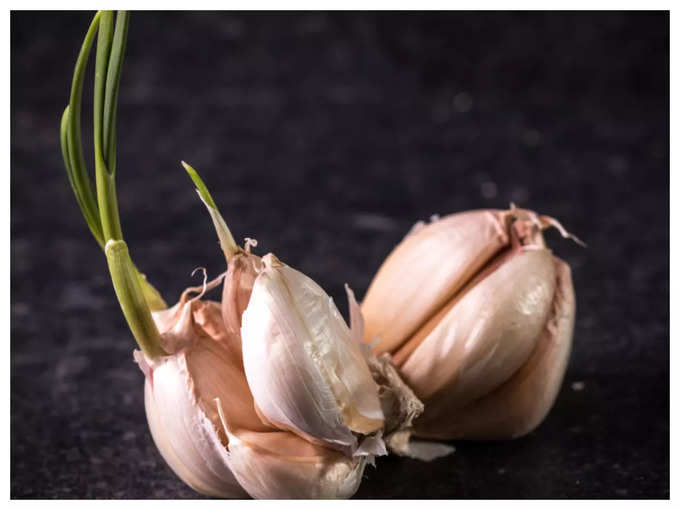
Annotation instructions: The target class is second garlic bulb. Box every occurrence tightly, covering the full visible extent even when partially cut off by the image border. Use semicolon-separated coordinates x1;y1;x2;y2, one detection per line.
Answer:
361;206;578;440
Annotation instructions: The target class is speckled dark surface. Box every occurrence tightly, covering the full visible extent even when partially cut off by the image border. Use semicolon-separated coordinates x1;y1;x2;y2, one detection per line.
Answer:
11;11;668;499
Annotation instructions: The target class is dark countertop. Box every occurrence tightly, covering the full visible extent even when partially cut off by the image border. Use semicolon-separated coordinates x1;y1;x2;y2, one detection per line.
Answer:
11;11;668;498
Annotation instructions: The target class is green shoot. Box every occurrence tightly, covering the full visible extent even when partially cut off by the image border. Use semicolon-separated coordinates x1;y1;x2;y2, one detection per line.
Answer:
181;161;240;260
63;12;105;248
61;11;166;356
103;11;130;171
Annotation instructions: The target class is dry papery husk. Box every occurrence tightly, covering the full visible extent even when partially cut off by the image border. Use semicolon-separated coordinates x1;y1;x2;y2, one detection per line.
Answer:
361;206;579;440
368;354;455;460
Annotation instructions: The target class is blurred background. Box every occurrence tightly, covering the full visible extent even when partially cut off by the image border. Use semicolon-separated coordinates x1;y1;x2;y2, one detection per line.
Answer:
11;11;668;498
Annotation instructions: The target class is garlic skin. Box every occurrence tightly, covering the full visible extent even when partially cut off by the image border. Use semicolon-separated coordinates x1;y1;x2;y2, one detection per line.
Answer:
398;248;556;410
361;207;578;440
142;353;246;498
421;258;575;439
221;248;260;336
362;210;512;355
137;282;370;499
137;298;251;498
241;254;386;456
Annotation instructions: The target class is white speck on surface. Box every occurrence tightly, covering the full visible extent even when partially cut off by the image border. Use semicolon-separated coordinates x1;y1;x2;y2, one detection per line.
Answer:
353;213;398;232
480;181;498;199
572;381;586;391
453;92;473;113
607;155;629;175
522;129;543;147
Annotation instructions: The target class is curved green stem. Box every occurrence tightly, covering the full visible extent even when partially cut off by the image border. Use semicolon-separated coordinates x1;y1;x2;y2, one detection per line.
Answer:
65;12;104;247
61;106;105;248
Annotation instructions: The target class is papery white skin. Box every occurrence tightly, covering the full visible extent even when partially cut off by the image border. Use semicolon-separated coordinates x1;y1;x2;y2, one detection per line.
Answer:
137;281;370;499
141;355;246;498
241;254;386;457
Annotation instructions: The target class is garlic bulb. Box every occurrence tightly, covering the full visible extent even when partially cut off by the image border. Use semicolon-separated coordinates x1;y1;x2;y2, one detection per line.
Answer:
241;253;386;457
136;277;370;498
361;206;579;440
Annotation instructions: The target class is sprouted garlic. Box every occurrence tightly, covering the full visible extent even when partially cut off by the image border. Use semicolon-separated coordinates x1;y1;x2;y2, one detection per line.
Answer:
60;9;580;499
60;11;428;498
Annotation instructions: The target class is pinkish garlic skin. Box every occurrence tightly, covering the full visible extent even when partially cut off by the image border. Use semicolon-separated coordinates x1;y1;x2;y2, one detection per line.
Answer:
221;252;261;337
362;210;512;355
399;246;556;420
416;258;575;440
361;207;577;440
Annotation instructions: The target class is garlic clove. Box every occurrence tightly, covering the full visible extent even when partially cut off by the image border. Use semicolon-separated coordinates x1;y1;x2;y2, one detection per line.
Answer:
398;246;557;434
139;291;265;499
143;376;205;494
224;426;368;499
140;352;246;498
241;253;385;455
183;300;273;436
362;210;511;355
415;257;575;440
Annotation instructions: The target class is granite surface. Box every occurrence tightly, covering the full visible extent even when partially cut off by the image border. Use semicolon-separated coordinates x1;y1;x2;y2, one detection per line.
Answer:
11;11;668;498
